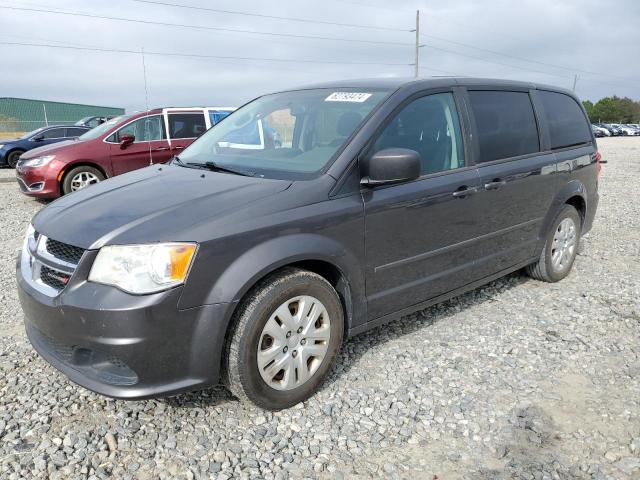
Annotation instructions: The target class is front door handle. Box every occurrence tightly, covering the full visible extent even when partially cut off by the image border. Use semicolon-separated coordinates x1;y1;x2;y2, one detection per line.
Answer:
154;147;171;151
172;145;185;150
452;186;478;198
484;179;506;190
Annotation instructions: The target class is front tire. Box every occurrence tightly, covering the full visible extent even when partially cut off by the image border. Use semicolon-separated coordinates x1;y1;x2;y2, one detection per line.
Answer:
7;150;24;168
225;268;344;410
526;205;581;282
62;166;104;195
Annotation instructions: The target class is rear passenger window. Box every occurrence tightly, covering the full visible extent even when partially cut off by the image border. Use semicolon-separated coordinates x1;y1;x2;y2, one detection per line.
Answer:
41;128;66;139
66;128;88;137
168;113;206;139
468;91;539;162
373;92;465;175
538;91;591;149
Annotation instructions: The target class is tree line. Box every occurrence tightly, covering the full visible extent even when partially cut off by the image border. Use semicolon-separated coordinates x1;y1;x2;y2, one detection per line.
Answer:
582;96;640;123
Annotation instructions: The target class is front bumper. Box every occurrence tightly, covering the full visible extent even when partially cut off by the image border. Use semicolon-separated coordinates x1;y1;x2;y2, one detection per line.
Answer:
17;251;232;399
15;163;61;198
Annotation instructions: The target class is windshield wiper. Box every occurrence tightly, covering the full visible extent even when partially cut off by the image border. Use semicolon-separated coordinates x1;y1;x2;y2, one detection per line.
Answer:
194;161;254;177
173;157;253;176
171;156;189;167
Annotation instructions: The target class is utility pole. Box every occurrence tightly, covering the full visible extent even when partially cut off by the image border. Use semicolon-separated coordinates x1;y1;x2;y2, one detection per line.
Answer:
414;10;420;78
572;74;578;92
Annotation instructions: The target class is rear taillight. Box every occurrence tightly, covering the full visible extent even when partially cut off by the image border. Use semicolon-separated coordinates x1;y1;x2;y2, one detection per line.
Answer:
595;151;602;177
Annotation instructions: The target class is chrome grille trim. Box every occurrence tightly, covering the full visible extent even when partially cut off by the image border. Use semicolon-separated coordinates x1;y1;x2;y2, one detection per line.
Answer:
21;231;86;297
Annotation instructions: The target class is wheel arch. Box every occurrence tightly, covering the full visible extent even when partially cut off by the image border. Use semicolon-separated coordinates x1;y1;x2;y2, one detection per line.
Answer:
59;161;108;194
192;233;366;342
536;179;588;251
4;148;25;166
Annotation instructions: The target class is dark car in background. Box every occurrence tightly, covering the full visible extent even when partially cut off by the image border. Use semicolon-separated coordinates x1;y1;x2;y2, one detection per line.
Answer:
15;107;232;198
17;78;599;410
0;125;90;168
74;116;116;128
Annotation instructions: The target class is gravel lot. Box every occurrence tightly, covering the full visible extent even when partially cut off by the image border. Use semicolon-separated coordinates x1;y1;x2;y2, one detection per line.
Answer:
1;138;639;479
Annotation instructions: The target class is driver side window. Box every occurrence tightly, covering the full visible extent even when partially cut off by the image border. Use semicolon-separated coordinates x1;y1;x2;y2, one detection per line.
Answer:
373;92;465;175
113;116;165;142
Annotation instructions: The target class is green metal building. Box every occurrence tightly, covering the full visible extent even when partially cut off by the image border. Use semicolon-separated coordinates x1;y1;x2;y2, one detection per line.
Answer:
0;97;125;133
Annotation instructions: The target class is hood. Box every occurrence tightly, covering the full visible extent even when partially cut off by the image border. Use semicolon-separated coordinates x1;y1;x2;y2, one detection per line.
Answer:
33;165;292;249
20;140;78;159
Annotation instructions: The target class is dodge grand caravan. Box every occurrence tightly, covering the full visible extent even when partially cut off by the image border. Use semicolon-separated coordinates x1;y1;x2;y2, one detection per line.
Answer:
15;107;234;198
17;78;599;410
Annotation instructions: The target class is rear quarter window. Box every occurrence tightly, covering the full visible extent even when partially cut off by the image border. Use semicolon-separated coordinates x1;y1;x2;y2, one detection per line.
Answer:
468;90;539;163
538;91;592;149
168;113;207;139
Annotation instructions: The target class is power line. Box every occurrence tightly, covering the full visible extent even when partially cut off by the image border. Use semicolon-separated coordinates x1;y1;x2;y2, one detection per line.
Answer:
420;33;640;86
330;0;639;86
0;40;411;67
422;42;574;80
129;0;410;32
0;5;412;47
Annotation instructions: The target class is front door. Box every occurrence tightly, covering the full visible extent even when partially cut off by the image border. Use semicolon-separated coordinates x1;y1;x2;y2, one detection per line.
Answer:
363;91;483;319
109;115;172;175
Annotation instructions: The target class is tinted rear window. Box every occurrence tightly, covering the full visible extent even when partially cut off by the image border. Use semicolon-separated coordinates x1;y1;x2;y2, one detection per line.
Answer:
468;91;539;162
168;113;206;139
538;91;591;149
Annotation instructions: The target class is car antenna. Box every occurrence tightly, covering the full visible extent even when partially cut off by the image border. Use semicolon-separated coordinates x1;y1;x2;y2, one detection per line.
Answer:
141;46;153;167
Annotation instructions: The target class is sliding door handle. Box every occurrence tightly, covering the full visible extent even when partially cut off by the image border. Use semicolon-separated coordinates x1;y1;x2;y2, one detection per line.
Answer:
452;186;478;198
484;179;506;190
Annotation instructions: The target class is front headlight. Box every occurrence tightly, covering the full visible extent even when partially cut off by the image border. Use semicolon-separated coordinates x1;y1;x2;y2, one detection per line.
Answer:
88;243;197;294
0;144;5;149
23;223;35;251
20;155;55;167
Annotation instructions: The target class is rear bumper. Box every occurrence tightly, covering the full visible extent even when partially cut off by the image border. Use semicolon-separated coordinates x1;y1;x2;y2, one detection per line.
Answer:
583;190;599;235
17;255;232;399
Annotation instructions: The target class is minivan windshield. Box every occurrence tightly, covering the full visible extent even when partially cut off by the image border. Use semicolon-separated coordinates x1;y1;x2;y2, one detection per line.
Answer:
177;88;390;179
78;115;132;141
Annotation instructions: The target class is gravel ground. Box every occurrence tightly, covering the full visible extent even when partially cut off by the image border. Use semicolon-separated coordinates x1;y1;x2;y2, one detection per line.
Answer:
1;138;639;480
0;168;16;182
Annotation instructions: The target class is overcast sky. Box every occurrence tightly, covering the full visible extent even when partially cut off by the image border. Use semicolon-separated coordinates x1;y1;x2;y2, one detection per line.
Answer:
1;0;639;112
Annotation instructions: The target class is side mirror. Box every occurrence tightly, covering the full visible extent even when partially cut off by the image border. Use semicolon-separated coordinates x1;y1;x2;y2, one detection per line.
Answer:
33;135;44;142
361;148;421;186
119;134;135;149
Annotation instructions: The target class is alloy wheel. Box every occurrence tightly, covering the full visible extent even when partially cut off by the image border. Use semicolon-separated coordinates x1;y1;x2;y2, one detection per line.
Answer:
70;171;100;191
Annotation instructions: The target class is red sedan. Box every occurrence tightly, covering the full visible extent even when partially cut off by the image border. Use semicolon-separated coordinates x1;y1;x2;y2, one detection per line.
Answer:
16;107;234;199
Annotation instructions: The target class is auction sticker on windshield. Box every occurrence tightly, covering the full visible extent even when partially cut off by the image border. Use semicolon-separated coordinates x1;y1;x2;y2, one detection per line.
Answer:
325;92;372;102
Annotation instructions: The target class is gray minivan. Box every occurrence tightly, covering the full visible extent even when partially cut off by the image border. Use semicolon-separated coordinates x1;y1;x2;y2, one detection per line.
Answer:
17;78;599;409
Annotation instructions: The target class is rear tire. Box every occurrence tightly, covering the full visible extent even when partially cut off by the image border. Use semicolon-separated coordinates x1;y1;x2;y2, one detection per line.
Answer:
526;205;581;282
62;166;104;195
225;268;344;410
7;150;23;168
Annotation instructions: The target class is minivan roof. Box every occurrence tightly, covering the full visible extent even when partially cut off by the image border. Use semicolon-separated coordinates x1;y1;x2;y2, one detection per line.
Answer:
286;77;575;97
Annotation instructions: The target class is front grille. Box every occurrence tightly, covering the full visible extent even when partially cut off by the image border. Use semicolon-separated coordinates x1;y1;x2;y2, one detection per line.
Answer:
24;231;84;296
40;265;70;290
45;238;85;264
